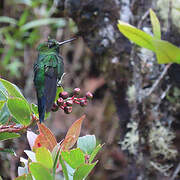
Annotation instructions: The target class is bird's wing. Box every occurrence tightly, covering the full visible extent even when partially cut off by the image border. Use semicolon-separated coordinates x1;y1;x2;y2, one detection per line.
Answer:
44;56;58;112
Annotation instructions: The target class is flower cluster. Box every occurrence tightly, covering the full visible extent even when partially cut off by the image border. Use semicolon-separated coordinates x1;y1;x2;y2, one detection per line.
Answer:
51;88;93;114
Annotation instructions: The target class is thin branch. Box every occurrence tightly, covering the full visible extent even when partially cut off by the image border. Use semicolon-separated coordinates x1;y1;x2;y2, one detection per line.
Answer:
0;115;38;133
145;63;171;97
137;9;150;29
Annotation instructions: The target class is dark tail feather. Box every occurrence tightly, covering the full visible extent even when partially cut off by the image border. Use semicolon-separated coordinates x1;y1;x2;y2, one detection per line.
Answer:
45;69;57;112
37;95;46;123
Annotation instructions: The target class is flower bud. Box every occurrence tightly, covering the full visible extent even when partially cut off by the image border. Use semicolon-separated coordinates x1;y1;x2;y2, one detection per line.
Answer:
51;103;59;112
73;88;81;96
64;106;72;114
57;97;64;106
80;100;88;107
66;100;73;106
59;91;69;99
86;92;93;100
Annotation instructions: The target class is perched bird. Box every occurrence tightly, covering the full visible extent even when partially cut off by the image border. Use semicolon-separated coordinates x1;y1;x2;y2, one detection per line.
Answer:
33;38;76;123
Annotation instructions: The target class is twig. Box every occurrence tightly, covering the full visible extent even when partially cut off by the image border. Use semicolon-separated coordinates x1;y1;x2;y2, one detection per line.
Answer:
154;84;171;110
170;162;180;180
137;9;150;29
0;115;38;133
145;63;171;97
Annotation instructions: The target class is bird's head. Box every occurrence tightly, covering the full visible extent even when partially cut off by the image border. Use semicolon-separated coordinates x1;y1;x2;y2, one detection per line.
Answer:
37;37;76;53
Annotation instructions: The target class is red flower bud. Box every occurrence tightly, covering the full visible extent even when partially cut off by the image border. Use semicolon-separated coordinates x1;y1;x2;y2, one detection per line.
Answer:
80;100;88;107
57;97;64;106
86;92;93;100
51;103;59;112
66;100;73;106
73;88;81;96
64;106;72;114
59;91;69;99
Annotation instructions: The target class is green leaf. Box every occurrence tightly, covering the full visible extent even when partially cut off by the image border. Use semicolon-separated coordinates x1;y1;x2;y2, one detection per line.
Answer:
150;9;161;39
61;148;85;169
0;103;11;124
29;162;53;180
0;100;6;111
20;18;66;31
0;82;8;99
117;20;155;52
7;98;31;125
35;147;53;169
73;161;98;180
55;86;64;102
0;148;16;155
0;176;2;180
14;175;26;180
14;174;33;180
77;135;96;154
0;16;17;25
0;132;20;141
52;144;61;178
89;144;103;163
59;156;69;180
0;78;26;100
153;39;180;64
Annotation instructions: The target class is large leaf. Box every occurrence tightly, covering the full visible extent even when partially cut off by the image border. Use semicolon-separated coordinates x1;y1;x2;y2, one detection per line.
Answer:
29;162;53;180
153;39;180;64
61;115;85;151
150;9;161;39
0;78;26;100
0;132;20;141
61;148;85;169
36;147;53;169
7;97;31;125
117;20;155;52
33;123;57;152
73;161;98;180
77;135;96;155
20;18;66;31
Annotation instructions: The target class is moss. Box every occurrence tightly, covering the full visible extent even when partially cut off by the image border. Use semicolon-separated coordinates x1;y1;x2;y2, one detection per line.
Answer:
157;0;180;30
119;121;139;155
149;121;177;159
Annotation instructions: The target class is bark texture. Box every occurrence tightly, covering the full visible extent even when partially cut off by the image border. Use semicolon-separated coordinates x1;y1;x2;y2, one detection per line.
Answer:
56;0;180;179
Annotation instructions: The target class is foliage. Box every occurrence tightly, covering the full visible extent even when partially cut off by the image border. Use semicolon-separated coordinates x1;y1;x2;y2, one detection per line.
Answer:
117;9;180;64
0;78;50;132
0;0;66;78
0;78;101;179
15;116;102;180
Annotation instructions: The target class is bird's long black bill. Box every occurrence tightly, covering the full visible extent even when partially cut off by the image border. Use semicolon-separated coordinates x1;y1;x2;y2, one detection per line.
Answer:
57;38;76;46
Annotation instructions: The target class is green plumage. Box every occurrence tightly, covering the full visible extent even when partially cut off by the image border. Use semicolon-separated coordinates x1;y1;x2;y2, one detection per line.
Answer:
33;38;75;122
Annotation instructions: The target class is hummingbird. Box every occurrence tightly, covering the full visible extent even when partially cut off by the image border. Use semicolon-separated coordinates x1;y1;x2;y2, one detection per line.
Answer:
33;37;76;123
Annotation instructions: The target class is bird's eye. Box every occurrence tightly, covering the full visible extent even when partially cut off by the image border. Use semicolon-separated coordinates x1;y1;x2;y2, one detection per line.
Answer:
48;42;54;48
